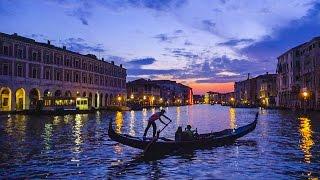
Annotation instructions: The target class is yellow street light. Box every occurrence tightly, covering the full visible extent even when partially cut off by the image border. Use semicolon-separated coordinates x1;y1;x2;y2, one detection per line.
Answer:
303;91;308;98
143;95;146;100
230;97;235;102
117;96;122;101
130;94;134;99
160;98;163;102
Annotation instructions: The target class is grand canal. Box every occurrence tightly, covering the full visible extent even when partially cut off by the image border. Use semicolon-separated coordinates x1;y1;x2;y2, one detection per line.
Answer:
0;105;319;179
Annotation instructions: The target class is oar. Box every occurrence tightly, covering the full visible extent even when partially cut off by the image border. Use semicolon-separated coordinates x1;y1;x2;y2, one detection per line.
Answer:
143;121;172;155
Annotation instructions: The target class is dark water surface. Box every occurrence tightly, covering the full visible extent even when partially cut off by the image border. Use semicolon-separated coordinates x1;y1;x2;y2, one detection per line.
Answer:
0;105;319;179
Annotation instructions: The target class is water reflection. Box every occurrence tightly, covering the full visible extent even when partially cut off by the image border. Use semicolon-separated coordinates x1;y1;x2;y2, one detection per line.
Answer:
129;110;135;136
73;114;84;154
0;105;320;179
43;123;53;150
115;111;123;134
229;108;236;129
176;106;181;125
298;117;314;163
5;115;27;139
142;108;148;129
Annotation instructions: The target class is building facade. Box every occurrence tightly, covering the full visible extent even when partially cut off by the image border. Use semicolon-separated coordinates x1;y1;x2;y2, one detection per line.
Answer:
235;73;277;107
277;37;320;110
127;79;161;106
127;79;193;106
0;32;127;111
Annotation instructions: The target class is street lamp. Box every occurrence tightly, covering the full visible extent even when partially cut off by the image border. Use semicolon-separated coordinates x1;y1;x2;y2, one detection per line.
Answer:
230;97;235;107
130;94;134;99
143;95;146;100
302;90;309;114
117;96;122;106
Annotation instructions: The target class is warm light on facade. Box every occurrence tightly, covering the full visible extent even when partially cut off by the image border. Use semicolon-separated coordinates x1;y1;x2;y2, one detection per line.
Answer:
143;95;146;100
117;96;122;101
130;94;134;99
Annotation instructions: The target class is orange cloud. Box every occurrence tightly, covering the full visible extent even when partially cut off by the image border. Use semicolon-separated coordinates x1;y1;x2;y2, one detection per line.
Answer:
189;82;234;95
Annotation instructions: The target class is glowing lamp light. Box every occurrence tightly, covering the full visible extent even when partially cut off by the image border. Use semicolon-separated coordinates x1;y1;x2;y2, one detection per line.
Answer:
143;96;146;100
130;94;134;99
230;97;235;101
117;96;122;101
303;91;308;98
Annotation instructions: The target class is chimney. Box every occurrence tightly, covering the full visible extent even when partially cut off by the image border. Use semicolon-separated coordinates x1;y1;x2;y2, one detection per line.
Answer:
111;61;114;65
120;64;122;68
102;58;104;61
13;33;18;36
63;46;66;50
266;71;269;75
47;40;51;45
247;73;250;80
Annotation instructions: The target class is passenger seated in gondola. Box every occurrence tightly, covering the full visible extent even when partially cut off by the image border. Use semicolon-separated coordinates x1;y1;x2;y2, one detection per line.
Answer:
175;126;183;142
181;125;197;141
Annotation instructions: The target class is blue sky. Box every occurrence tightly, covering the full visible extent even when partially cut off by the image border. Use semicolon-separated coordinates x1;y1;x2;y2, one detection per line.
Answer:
1;0;320;93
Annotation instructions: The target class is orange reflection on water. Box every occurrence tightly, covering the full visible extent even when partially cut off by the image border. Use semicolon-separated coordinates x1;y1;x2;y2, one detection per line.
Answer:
229;108;236;129
298;117;314;164
115;111;123;134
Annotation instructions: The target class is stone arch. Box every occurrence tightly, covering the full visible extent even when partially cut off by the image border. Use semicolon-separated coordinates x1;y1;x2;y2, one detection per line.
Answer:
15;88;26;110
100;93;104;107
29;88;40;109
0;87;12;111
82;92;87;97
110;94;113;105
105;93;109;106
88;92;93;107
54;90;62;97
44;89;51;97
65;90;72;97
94;93;99;108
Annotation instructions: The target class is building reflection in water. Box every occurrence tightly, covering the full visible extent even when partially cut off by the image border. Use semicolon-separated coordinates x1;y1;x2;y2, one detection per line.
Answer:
43;123;53;150
142;108;148;129
176;106;181;125
298;117;314;164
115;111;123;134
73;114;84;154
229;108;236;129
129;110;135;136
5;115;27;141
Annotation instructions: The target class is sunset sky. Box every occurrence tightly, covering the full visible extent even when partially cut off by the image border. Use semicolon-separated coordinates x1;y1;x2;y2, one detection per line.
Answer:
1;0;320;94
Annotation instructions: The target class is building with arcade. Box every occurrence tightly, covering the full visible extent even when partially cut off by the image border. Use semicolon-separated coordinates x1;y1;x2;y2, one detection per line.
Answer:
0;32;127;111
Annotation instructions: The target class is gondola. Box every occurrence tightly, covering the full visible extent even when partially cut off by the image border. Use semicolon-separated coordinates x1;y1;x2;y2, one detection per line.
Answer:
109;112;259;158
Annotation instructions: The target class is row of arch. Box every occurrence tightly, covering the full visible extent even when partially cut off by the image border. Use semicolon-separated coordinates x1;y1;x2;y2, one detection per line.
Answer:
0;87;126;111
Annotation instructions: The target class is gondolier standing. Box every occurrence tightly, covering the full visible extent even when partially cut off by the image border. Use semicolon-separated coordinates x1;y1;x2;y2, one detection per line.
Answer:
143;109;171;139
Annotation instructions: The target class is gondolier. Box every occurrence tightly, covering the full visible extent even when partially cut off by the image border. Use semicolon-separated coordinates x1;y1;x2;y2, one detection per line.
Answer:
143;109;172;139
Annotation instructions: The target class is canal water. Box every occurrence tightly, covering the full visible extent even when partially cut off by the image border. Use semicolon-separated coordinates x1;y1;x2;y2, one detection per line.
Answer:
0;105;319;179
